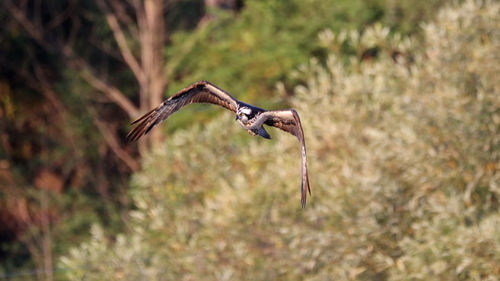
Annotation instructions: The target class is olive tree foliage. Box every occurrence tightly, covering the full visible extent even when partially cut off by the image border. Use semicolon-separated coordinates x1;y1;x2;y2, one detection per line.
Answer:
61;1;499;280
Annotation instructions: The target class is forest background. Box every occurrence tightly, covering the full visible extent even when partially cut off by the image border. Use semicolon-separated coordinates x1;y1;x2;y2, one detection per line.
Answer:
0;0;498;280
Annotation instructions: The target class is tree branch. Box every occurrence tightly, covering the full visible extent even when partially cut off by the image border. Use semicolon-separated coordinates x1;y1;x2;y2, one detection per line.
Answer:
69;54;139;117
4;0;51;50
97;1;145;84
46;0;76;30
108;0;138;37
5;0;140;118
88;108;140;171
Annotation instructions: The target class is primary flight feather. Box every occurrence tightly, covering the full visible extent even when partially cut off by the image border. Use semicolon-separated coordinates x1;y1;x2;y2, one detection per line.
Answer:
126;81;311;207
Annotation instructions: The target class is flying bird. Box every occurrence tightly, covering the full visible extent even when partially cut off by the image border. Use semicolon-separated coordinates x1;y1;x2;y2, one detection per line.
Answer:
126;81;311;207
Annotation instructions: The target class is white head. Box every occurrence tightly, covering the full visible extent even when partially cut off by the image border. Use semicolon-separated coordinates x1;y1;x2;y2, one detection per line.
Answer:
236;106;252;123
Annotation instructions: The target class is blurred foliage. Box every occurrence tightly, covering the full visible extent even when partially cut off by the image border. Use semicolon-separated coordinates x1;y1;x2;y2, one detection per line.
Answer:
0;1;133;276
162;0;448;132
61;1;500;280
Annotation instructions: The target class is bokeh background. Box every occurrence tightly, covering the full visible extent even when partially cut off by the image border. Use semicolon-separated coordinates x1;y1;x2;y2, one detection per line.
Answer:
1;0;499;280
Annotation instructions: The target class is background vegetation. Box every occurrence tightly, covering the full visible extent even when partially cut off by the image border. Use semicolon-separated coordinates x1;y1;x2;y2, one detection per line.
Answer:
1;0;499;280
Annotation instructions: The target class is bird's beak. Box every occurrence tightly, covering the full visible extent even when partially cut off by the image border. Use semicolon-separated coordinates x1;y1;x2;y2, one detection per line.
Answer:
235;115;239;120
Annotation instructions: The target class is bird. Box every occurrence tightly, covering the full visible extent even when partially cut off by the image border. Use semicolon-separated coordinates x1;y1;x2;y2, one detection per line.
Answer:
126;81;311;207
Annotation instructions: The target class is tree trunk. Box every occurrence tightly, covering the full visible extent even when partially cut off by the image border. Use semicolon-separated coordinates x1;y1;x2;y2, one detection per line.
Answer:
140;0;166;147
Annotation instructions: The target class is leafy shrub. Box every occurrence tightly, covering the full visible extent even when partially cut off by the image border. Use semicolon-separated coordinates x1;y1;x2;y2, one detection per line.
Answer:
163;0;448;132
61;1;499;280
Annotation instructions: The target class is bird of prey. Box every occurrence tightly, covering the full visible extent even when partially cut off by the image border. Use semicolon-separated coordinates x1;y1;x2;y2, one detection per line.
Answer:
126;81;311;207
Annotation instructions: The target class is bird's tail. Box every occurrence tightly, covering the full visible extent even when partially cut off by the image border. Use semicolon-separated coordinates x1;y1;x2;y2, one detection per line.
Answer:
257;126;272;139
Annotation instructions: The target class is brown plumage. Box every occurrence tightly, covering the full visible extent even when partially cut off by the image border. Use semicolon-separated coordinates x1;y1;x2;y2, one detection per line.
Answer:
126;81;238;141
259;110;311;207
127;81;311;207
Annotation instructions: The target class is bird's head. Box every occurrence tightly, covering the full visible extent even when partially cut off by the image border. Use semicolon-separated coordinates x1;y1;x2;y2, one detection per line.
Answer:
236;106;252;123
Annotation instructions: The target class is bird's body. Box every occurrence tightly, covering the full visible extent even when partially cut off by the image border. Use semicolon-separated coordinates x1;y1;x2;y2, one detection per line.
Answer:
234;103;271;138
127;81;311;207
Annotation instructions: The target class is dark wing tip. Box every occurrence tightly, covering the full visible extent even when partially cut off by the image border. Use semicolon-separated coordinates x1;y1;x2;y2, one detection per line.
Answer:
125;124;145;142
306;172;311;196
130;108;155;125
126;109;159;142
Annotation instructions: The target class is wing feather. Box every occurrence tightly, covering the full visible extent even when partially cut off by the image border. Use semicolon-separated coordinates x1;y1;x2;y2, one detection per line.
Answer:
126;81;239;142
257;110;311;207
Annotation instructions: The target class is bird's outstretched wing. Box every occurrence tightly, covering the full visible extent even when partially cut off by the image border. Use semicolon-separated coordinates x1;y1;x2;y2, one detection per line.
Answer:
256;109;311;207
126;81;239;141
